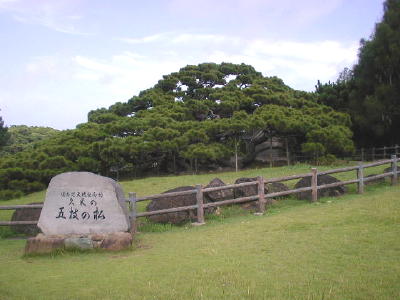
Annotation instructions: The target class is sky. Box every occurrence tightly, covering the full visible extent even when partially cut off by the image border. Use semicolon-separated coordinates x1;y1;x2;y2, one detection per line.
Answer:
0;0;386;130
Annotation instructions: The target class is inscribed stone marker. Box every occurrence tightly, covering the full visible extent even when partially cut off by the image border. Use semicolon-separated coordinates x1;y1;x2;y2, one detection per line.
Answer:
38;172;130;235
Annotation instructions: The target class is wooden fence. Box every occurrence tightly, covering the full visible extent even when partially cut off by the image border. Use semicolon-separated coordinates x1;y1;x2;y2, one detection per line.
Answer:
1;155;399;231
359;145;400;161
291;144;400;163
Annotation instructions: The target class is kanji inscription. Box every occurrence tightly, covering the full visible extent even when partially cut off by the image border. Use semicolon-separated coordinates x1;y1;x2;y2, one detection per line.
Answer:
38;172;130;235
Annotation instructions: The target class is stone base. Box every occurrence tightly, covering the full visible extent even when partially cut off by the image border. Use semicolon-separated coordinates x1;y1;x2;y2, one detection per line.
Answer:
25;232;133;255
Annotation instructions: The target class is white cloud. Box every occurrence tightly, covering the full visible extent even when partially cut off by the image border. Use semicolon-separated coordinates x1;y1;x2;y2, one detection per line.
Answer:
73;51;188;98
87;35;358;94
117;33;357;90
0;0;88;35
244;40;357;63
4;33;358;129
26;56;59;74
118;32;241;46
117;33;169;45
171;33;240;45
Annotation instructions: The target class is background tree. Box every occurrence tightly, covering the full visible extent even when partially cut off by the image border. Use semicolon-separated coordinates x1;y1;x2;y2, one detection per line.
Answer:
0;111;10;150
0;125;59;156
316;0;400;147
347;0;400;146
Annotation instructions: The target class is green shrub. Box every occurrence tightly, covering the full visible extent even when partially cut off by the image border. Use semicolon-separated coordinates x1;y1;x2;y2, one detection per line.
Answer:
24;169;43;182
77;157;101;172
0;167;25;189
0;167;24;181
317;154;338;165
301;142;326;157
0;189;24;200
38;156;74;170
37;169;63;183
26;181;46;193
7;179;30;193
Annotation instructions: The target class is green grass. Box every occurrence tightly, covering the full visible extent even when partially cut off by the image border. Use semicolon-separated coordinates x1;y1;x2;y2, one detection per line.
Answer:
0;161;391;235
0;163;399;299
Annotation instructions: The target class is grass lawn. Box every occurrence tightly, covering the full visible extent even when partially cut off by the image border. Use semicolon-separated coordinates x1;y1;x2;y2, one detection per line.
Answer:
0;161;390;225
0;163;399;299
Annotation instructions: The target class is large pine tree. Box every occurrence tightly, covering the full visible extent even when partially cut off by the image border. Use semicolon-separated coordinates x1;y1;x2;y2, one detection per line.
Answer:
0;63;355;199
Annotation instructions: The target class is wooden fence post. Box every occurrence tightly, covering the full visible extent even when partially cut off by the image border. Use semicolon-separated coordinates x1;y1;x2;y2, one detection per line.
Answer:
196;184;205;224
391;155;398;185
357;164;364;194
129;192;137;235
361;148;365;162
311;168;318;202
383;146;387;158
372;147;375;161
257;176;266;213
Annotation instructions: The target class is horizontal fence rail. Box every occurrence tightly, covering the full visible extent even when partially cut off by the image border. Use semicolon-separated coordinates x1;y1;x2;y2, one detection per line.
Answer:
264;173;312;183
318;166;359;176
289;144;399;164
1;156;399;230
266;186;313;198
202;181;258;193
0;221;39;226
203;195;260;208
0;204;43;210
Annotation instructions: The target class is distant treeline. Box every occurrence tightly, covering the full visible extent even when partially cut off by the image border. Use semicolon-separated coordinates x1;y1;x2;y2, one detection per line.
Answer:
0;125;59;156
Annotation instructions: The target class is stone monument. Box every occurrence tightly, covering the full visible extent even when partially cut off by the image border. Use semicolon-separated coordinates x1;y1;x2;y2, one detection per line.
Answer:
25;172;133;254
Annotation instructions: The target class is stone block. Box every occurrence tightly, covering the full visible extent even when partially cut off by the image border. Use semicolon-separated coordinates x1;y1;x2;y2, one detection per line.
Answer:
100;232;132;251
25;235;65;255
204;178;234;202
38;172;130;235
64;237;94;250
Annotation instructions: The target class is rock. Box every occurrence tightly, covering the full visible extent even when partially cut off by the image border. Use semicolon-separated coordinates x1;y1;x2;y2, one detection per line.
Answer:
88;234;106;248
294;174;346;200
204;178;234;202
234;177;265;198
24;234;65;255
89;234;106;241
100;232;132;251
25;232;133;254
64;237;94;250
233;177;262;210
266;182;289;197
11;202;42;236
146;186;214;224
239;182;288;210
38;172;130;235
29;172;134;254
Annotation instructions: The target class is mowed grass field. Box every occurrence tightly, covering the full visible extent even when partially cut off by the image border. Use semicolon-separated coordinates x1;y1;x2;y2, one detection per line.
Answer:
0;163;399;299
